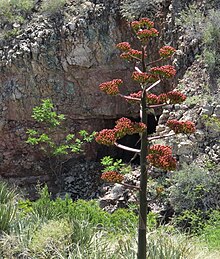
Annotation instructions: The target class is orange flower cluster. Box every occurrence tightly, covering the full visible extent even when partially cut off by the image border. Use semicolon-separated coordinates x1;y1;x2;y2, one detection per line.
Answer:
166;91;186;104
101;171;124;183
159;46;176;58
95;118;147;145
139;18;154;28
132;71;158;83
115;117;146;137
126;90;186;105
120;49;144;61
131;18;154;31
147;94;158;105
116;42;146;61
167;120;196;134
131;18;158;43
136;28;159;42
149;144;172;156
116;42;131;51
95;129;117;146
115;117;135;137
147;144;177;171
157;93;168;103
127;91;159;104
150;65;176;78
129;91;142;99
99;79;123;96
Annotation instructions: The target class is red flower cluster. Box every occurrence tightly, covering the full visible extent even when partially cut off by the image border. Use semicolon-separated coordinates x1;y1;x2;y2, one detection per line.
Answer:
129;91;142;99
159;46;176;58
147;144;177;171
131;18;154;32
101;171;124;183
157;93;168;104
131;21;141;32
95;118;147;145
116;42;147;61
126;91;161;104
115;117;135;137
150;65;176;78
130;18;158;43
136;28;159;43
95;129;117;146
116;42;131;51
99;79;123;96
149;144;172;156
146;94;158;105
132;71;158;83
147;154;177;171
139;18;154;28
115;117;147;137
126;91;186;105
167;91;186;104
133;122;147;134
120;49;144;61
167;120;196;134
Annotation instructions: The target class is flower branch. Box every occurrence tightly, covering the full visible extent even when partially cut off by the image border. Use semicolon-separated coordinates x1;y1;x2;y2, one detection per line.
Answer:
145;79;161;92
114;142;141;153
148;132;176;141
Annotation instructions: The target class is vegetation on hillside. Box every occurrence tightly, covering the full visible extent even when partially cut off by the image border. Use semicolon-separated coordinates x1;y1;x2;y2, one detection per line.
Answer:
0;183;219;258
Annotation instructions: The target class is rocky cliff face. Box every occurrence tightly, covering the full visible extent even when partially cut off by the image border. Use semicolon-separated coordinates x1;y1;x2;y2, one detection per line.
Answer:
0;1;134;183
0;0;219;193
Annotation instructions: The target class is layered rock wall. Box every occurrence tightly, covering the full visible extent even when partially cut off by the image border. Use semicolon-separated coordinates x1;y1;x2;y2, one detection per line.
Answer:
0;1;134;180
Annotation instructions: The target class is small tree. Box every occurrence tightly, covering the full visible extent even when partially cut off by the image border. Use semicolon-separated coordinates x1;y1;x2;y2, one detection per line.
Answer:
26;99;95;182
95;18;195;259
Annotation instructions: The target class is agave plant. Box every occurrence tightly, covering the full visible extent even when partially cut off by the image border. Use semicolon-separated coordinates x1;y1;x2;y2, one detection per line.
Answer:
0;182;17;233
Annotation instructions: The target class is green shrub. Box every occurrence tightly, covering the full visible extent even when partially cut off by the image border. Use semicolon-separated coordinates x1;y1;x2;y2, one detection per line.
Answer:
169;164;220;232
0;182;17;204
0;182;17;233
100;156;132;175
109;208;137;233
174;210;205;233
203;10;220;75
29;219;72;256
201;210;220;250
146;230;192;259
26;99;95;179
202;114;220;132
169;164;220;214
18;185;138;235
175;3;205;32
70;199;111;226
41;0;66;15
0;0;34;24
70;199;138;234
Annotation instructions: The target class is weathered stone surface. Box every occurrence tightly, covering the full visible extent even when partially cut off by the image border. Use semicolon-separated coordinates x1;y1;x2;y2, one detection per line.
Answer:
0;1;135;181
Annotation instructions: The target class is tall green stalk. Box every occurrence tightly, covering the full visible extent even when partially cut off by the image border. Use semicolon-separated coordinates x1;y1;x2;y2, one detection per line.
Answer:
137;47;149;259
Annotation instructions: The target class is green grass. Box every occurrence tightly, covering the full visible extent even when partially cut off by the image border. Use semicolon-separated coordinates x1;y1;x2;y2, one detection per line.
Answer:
0;183;219;258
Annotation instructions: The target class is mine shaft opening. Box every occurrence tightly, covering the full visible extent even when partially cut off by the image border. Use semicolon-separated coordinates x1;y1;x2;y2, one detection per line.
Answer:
96;114;159;164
